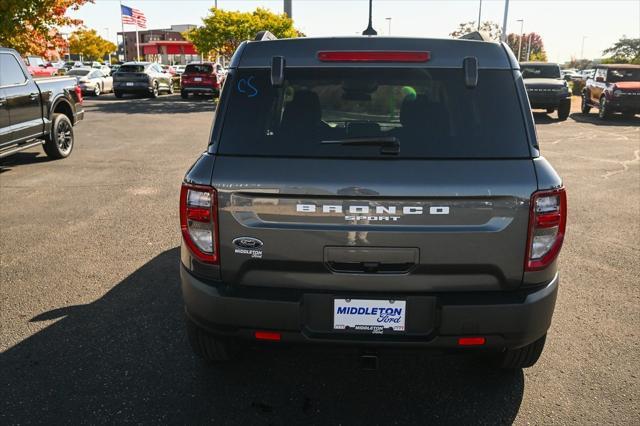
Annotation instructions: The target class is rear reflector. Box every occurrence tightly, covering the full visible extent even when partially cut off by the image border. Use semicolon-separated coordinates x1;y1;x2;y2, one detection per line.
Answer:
317;51;431;63
254;331;281;341
457;337;486;346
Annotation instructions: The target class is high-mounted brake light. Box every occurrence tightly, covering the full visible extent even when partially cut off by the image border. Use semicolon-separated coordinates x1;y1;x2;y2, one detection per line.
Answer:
317;51;431;63
180;183;219;264
525;188;567;271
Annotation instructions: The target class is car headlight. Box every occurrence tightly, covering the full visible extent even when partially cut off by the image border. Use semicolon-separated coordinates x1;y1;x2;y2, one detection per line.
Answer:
613;90;624;97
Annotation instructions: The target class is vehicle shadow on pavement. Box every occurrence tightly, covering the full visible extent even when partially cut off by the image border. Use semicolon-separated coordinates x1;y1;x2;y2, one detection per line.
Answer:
570;112;640;126
83;94;216;115
0;151;50;172
0;248;524;424
532;112;562;125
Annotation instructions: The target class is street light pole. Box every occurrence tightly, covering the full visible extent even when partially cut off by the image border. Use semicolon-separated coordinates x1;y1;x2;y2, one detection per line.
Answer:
517;19;524;62
500;0;510;42
386;17;392;35
580;36;587;59
284;0;292;18
477;0;482;31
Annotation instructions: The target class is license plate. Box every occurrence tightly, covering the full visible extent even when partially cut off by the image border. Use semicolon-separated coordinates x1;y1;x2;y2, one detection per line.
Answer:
126;82;134;86
333;299;406;333
194;77;202;82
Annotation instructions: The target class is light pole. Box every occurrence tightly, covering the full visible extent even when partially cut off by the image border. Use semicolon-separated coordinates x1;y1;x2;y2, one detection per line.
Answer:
477;0;482;31
284;0;292;18
580;36;587;59
516;19;524;62
386;17;392;35
501;0;510;42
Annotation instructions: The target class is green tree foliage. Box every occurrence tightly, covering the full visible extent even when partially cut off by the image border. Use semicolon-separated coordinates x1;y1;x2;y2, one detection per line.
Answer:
507;32;548;62
450;21;502;41
0;0;91;56
185;7;301;59
69;29;116;61
602;36;640;64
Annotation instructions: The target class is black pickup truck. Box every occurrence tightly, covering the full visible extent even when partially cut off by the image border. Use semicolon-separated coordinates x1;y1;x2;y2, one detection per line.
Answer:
0;47;84;160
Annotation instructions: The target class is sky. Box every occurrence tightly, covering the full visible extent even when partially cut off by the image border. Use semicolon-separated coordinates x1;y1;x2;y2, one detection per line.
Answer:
68;0;640;63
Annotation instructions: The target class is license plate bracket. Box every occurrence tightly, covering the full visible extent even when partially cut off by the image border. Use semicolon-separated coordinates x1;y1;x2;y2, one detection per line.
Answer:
333;298;406;334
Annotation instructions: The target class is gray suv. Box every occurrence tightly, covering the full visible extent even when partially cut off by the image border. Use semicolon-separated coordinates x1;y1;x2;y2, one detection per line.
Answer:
112;62;174;98
179;34;567;369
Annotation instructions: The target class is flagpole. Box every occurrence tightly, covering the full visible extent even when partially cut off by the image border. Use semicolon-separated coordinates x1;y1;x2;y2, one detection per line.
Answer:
135;26;140;60
120;0;126;61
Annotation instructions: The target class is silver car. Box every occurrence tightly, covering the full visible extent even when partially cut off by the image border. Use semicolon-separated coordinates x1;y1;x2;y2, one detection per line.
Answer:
67;68;113;96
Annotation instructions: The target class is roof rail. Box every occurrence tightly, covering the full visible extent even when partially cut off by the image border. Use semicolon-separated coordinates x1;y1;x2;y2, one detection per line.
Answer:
459;31;493;42
254;31;277;41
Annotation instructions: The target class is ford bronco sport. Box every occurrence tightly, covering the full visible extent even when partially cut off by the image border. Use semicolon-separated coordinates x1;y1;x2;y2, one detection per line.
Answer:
180;34;567;369
581;64;640;119
520;61;571;121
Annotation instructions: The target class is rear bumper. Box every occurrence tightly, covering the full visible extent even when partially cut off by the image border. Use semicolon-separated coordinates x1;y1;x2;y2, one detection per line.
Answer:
608;96;640;113
528;94;571;109
181;86;219;94
181;264;559;350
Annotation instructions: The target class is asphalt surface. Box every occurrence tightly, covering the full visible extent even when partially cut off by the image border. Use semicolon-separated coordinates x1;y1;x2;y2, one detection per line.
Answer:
1;94;638;424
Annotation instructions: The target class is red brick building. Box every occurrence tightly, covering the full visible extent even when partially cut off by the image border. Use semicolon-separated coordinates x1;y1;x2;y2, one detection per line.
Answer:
118;24;200;64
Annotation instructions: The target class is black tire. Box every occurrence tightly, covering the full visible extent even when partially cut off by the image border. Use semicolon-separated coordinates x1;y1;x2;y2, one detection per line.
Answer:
43;113;74;159
150;81;159;98
114;91;123;99
93;84;101;96
598;97;611;120
557;99;571;121
181;90;189;100
546;107;555;114
496;334;546;369
168;81;175;94
581;93;591;114
185;315;241;362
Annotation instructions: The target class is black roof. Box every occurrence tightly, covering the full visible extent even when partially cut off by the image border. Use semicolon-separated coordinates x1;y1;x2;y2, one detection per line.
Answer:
595;64;640;69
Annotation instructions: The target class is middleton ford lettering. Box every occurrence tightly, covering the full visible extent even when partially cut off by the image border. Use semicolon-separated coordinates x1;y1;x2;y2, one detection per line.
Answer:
296;203;449;222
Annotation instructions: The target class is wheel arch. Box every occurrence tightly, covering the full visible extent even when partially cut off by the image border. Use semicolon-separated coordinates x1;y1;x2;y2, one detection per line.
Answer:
50;98;74;124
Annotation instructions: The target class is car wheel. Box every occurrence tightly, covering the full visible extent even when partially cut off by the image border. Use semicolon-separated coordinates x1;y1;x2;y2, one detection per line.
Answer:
181;90;189;100
557;99;571;121
94;84;101;96
43;113;74;159
494;334;547;369
185;314;241;362
168;81;175;94
150;81;159;98
114;91;123;99
581;93;591;114
598;97;611;120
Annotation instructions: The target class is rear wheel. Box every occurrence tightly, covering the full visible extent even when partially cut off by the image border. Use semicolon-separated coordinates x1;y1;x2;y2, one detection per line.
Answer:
598;97;611;120
581;93;591;114
114;91;123;99
43;113;74;159
546;107;555;114
150;81;159;98
557;99;571;121
94;84;101;96
495;334;547;369
185;314;241;362
181;90;189;100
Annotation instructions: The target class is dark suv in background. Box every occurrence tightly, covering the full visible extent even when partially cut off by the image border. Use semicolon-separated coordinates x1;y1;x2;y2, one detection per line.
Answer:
581;64;640;119
180;34;566;370
521;62;571;121
112;62;174;98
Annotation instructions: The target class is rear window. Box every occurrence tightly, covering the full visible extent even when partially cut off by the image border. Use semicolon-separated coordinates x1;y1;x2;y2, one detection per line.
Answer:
185;64;213;74
119;65;145;73
521;65;561;79
217;68;530;159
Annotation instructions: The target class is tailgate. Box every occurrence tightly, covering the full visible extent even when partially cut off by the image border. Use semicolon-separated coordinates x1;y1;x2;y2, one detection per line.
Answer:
213;157;536;292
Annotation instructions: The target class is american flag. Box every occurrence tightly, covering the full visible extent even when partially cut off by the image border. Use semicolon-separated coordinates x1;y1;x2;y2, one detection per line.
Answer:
121;4;147;29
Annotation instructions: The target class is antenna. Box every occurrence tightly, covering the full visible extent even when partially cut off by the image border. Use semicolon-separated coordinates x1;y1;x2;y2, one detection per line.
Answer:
362;0;377;36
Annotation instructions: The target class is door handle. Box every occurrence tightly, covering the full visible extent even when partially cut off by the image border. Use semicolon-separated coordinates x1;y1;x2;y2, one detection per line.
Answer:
29;92;39;101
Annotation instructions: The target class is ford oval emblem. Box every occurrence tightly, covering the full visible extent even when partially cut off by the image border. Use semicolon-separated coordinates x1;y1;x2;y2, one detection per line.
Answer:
233;237;263;249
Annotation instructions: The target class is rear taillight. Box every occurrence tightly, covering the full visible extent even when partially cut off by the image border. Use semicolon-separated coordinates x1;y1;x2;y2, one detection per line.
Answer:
180;183;219;264
75;85;83;104
525;188;567;271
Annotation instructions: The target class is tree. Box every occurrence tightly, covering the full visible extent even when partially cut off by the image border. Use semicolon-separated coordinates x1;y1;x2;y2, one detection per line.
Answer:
506;32;547;62
602;36;640;64
0;0;91;56
185;7;301;60
450;21;502;41
69;29;116;61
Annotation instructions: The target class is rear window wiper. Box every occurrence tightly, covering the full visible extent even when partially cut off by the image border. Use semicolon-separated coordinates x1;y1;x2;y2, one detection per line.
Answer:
320;137;400;155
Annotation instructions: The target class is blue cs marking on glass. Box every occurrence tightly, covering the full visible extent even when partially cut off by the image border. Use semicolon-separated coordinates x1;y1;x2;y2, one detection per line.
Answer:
237;76;258;98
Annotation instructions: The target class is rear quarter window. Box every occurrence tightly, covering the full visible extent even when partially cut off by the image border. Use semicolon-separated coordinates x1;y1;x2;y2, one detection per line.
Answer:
217;68;531;159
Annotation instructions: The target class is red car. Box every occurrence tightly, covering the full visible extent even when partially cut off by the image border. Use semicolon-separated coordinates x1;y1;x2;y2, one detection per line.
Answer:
180;62;224;98
24;56;59;77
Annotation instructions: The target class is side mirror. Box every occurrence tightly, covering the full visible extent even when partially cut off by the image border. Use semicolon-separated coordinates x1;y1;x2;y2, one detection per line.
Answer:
595;76;604;83
271;56;285;87
463;56;478;89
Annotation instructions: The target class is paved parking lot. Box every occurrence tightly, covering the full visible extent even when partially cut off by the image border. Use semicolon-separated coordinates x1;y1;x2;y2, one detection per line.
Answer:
1;95;638;424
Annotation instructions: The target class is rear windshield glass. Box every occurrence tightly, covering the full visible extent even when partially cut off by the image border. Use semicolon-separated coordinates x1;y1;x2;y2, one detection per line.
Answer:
118;65;145;73
607;68;640;82
67;69;90;76
185;64;213;74
521;65;561;79
217;68;530;159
